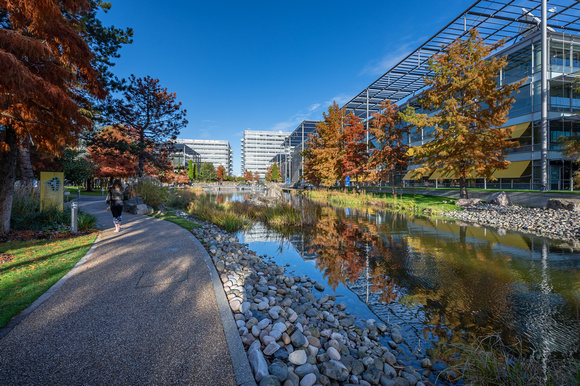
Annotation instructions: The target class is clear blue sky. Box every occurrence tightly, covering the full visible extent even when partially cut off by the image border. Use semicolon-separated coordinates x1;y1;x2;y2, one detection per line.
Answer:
99;0;466;175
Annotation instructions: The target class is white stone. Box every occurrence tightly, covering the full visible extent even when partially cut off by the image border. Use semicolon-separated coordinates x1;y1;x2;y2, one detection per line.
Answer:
300;373;316;386
272;322;287;332
327;346;341;361
263;342;281;356
258;318;271;329
288;350;307;366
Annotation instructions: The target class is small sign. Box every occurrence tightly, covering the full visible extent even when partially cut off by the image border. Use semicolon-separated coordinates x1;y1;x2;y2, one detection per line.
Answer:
40;172;64;211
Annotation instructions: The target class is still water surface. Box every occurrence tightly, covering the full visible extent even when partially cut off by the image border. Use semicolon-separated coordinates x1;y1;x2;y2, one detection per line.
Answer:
218;192;580;364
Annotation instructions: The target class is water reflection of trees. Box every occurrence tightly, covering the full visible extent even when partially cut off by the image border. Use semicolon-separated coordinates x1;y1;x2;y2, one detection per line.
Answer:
301;204;580;355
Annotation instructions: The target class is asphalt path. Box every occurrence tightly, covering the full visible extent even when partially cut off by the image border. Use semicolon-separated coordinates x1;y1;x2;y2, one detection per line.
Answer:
0;196;254;385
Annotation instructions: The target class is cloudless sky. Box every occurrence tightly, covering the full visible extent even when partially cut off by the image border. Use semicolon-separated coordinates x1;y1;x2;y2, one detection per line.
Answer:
99;0;467;175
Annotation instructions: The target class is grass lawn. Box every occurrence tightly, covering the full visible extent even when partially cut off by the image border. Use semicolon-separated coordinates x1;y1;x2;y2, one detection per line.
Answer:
65;186;108;197
0;233;98;328
149;210;202;231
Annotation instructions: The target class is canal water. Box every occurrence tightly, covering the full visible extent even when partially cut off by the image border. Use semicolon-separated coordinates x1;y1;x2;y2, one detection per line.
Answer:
219;192;580;367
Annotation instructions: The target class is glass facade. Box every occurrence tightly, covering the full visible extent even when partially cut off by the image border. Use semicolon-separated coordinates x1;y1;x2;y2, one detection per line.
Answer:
403;31;580;190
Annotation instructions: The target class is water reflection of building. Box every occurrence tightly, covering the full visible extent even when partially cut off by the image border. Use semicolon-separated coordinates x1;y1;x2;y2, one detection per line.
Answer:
242;223;282;243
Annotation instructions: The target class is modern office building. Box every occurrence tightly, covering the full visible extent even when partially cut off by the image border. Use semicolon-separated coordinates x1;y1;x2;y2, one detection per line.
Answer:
170;143;202;169
241;130;291;178
337;0;580;191
175;139;233;176
271;121;319;184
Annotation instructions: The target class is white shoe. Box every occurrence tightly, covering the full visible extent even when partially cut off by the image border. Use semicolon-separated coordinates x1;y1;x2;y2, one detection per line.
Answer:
114;229;119;232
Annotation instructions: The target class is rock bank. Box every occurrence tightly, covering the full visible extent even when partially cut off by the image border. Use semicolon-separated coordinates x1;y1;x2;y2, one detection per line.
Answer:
187;220;434;386
446;203;580;242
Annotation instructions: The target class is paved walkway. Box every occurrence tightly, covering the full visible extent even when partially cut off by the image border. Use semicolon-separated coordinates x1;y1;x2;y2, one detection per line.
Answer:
0;196;254;385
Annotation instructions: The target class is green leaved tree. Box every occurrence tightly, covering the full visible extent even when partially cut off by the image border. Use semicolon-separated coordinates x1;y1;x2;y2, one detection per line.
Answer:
188;160;194;181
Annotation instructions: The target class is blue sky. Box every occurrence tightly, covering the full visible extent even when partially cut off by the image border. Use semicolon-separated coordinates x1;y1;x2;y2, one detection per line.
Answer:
99;0;466;175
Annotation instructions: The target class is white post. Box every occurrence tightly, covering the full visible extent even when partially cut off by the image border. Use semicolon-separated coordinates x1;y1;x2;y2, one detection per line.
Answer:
71;202;78;233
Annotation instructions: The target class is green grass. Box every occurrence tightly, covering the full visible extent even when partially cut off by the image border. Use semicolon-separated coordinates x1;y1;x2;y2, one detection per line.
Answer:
304;190;457;217
0;233;98;328
65;186;108;197
149;210;202;231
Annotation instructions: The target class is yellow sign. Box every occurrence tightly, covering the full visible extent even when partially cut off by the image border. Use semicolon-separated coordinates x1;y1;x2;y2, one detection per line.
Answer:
40;172;64;211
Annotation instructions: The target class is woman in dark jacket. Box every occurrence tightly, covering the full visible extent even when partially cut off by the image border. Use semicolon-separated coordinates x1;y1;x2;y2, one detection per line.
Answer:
108;179;124;232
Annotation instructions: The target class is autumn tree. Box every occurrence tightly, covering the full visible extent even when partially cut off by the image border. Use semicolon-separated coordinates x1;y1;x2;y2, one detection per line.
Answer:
0;0;105;233
88;125;138;180
254;172;260;183
342;113;368;183
216;165;225;182
265;164;273;182
402;29;522;199
244;169;253;182
302;102;348;186
561;137;580;187
368;100;408;196
108;75;188;178
174;170;189;185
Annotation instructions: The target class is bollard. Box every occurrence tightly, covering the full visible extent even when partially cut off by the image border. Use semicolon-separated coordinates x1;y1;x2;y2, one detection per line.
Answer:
78;189;81;199
71;202;78;233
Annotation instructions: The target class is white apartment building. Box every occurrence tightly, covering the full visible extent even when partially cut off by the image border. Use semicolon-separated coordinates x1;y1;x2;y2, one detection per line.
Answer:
241;130;291;178
175;139;233;175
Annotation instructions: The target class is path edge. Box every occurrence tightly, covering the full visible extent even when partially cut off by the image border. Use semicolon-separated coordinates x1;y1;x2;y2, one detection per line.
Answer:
0;232;102;341
187;232;256;386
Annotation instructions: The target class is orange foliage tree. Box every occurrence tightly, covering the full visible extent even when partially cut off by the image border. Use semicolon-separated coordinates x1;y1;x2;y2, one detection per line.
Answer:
244;169;253;182
342;113;368;183
402;29;522;198
88;125;138;180
253;172;260;183
368;100;408;196
216;165;225;181
108;75;187;178
302;102;369;186
302;102;347;186
0;0;105;233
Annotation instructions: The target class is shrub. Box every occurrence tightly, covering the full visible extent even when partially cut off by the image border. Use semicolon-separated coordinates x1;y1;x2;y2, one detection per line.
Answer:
77;211;97;231
134;178;169;209
166;188;198;209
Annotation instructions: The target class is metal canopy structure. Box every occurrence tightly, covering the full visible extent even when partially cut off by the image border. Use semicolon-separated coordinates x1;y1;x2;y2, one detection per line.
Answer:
343;0;580;119
282;120;319;148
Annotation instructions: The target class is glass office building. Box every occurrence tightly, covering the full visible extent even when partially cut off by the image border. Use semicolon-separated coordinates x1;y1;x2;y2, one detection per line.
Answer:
340;0;580;191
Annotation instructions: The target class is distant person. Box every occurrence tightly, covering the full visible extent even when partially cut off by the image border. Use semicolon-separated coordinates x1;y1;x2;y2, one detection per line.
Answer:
107;179;124;232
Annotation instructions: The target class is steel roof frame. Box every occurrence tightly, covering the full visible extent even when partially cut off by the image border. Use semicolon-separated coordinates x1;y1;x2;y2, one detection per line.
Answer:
343;0;580;119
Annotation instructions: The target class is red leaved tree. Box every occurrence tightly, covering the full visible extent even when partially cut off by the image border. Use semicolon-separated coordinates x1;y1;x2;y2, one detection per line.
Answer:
88;125;138;180
0;0;105;233
368;100;409;196
216;165;225;182
244;169;253;182
108;75;188;178
253;172;260;183
342;113;369;183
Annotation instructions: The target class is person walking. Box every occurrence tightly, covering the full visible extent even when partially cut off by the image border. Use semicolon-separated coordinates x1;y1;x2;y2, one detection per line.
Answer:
107;179;124;232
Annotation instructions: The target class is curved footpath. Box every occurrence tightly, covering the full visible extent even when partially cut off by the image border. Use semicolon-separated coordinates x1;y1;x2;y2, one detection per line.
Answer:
0;196;255;386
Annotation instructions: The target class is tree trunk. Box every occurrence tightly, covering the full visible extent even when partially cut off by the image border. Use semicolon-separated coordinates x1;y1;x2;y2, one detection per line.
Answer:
459;176;469;199
138;153;144;178
0;125;19;234
17;140;34;189
85;178;93;192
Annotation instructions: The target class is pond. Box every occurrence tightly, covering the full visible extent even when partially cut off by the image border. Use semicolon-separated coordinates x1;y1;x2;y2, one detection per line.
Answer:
215;192;580;368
